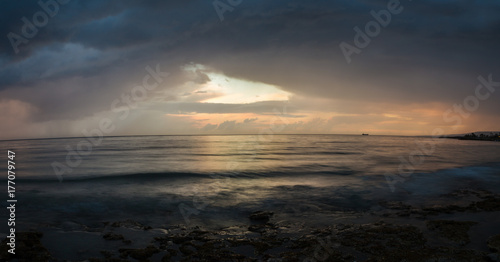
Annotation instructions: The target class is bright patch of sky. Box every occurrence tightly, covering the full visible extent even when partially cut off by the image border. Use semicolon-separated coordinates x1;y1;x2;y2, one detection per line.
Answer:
184;64;292;104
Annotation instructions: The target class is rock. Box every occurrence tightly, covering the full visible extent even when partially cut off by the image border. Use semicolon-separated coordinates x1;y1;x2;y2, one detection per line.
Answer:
110;219;150;230
179;244;197;255
426;220;477;245
473;198;500;211
119;245;159;260
379;201;412;210
122;239;132;244
248;224;267;232
488;234;500;252
167;248;178;256
103;232;125;241
172;235;191;244
0;231;52;261
250;211;274;222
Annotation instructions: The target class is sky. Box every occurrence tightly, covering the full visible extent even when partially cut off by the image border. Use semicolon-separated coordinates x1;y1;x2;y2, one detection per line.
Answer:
0;0;499;139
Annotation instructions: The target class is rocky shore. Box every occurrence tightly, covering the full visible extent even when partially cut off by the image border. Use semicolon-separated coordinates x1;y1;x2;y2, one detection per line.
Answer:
2;188;500;261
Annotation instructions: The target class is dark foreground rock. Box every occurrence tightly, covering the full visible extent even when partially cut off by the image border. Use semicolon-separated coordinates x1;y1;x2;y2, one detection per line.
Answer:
2;190;499;261
426;220;478;245
0;231;52;262
2;220;497;262
488;234;500;252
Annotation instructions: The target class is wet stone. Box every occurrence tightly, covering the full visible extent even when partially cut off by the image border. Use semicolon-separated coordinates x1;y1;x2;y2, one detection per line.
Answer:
426;220;477;245
250;211;274;222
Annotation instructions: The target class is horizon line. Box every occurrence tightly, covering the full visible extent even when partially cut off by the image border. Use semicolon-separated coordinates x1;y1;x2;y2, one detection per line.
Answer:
1;132;492;142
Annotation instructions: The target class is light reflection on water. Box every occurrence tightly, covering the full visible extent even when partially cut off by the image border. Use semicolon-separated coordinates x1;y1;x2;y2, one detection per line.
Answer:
1;135;499;229
2;134;499;180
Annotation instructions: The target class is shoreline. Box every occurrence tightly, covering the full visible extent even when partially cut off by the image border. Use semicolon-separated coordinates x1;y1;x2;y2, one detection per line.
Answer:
2;188;500;261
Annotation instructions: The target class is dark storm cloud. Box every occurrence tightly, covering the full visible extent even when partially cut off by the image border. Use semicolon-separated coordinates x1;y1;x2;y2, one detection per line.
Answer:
1;0;499;130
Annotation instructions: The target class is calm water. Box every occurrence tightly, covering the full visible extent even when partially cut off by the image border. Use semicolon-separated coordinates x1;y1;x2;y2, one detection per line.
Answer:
1;135;500;229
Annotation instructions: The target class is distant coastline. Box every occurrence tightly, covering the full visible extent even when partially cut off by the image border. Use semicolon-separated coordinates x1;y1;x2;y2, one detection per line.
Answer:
446;132;500;142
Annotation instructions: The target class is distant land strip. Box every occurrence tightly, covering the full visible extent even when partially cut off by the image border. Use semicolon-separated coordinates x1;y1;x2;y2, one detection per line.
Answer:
446;132;500;141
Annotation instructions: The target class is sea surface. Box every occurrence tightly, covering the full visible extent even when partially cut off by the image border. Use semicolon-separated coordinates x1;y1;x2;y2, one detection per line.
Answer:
1;134;500;231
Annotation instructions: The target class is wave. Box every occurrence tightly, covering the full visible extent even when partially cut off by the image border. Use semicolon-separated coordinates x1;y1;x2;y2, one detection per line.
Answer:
11;172;209;183
6;161;500;186
8;168;362;184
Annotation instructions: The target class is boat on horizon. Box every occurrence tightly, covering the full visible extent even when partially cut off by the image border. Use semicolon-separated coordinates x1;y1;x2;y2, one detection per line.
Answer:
362;133;369;136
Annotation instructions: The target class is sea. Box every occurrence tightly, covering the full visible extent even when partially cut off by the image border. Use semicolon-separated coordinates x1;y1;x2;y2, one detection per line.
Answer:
1;134;500;232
